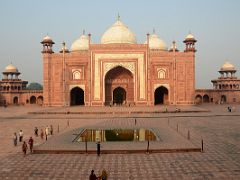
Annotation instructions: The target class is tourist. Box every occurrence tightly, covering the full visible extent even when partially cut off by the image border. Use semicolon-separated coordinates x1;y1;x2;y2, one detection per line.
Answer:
19;130;23;142
45;126;49;135
28;137;34;153
45;126;49;140
34;127;38;137
40;129;44;140
100;169;108;180
97;141;101;156
50;125;53;135
89;170;97;180
13;132;17;146
22;141;28;156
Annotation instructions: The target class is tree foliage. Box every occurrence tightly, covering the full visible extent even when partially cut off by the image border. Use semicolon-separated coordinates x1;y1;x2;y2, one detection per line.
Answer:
27;82;43;90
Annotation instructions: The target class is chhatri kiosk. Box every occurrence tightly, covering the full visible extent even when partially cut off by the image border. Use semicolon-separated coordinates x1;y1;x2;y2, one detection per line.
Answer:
41;17;196;107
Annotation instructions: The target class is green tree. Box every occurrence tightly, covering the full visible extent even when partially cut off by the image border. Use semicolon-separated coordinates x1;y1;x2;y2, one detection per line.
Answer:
27;82;43;90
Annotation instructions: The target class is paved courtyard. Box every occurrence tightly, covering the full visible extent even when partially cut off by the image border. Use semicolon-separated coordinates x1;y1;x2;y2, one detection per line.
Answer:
0;105;240;179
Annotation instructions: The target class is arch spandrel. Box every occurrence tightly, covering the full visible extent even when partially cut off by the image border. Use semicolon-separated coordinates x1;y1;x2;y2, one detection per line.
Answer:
103;62;135;77
154;84;170;91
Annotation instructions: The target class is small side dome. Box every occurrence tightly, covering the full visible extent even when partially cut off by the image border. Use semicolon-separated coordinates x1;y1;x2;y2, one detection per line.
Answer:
71;32;89;51
41;35;54;44
185;33;195;39
184;32;197;42
145;31;167;50
101;17;137;44
220;62;235;71
3;63;19;73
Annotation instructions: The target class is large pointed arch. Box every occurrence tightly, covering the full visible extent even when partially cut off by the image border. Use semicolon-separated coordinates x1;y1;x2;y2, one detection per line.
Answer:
104;66;134;106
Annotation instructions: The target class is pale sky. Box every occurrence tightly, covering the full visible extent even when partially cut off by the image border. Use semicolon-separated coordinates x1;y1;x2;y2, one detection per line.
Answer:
0;0;240;88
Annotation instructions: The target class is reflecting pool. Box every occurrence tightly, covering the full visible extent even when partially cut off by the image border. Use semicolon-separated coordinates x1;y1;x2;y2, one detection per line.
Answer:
74;129;157;142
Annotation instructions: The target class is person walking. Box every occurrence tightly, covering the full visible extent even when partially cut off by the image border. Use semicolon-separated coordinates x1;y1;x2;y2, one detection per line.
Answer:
45;126;49;140
50;125;53;135
100;169;108;180
13;132;17;146
34;127;38;137
40;129;44;140
19;130;23;142
97;141;101;156
22;141;28;156
28;137;34;153
89;170;97;180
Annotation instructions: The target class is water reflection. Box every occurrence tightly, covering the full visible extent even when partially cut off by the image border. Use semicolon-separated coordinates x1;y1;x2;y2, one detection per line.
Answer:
75;129;157;142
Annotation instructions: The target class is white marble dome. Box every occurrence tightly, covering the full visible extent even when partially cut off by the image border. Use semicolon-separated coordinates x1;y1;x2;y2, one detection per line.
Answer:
145;33;167;50
220;62;235;71
3;63;19;73
71;33;89;51
101;18;137;44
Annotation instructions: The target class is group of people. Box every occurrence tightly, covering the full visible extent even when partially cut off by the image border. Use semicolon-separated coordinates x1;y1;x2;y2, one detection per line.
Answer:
13;130;34;156
13;125;54;156
227;106;235;112
34;125;53;141
89;169;108;180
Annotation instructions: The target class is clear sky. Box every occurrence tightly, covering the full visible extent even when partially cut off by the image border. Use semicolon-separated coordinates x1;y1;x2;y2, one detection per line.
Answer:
0;0;240;88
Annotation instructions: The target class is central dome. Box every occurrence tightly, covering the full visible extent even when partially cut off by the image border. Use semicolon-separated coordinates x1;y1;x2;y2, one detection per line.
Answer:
101;18;137;44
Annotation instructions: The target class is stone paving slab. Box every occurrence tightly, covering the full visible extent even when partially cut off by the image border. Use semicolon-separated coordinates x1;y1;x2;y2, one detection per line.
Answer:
0;105;240;179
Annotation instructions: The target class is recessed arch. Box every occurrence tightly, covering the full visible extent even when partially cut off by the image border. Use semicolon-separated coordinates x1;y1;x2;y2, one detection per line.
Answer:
30;96;37;104
221;95;227;103
154;86;169;105
113;87;126;105
195;94;202;104
13;96;18;105
203;94;210;103
70;87;84;106
37;96;44;105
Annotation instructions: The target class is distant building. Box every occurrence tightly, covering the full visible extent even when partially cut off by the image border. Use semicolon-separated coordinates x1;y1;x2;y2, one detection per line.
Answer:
41;17;196;106
195;62;240;104
0;64;43;106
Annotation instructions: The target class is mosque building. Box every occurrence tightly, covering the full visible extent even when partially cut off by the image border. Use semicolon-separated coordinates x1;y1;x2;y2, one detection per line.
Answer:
1;17;239;106
40;17;197;106
0;64;43;106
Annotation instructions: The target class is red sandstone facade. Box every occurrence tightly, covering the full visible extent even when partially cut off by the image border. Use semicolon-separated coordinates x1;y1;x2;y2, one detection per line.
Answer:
41;18;197;107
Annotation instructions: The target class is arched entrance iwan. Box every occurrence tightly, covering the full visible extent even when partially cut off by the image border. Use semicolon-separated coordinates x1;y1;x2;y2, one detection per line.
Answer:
70;87;84;106
154;86;169;105
105;66;134;106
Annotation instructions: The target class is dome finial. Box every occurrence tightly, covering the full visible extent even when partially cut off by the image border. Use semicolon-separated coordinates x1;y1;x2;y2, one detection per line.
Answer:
153;28;156;34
